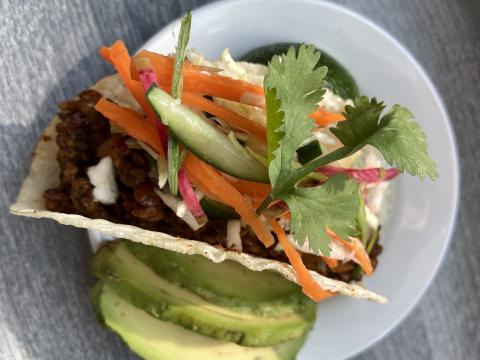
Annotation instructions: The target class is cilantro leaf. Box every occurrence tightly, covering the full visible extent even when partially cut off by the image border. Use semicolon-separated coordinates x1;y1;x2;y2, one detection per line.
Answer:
297;97;438;181
331;97;438;180
262;45;437;255
265;88;282;164
264;45;327;195
280;175;360;256
263;45;361;254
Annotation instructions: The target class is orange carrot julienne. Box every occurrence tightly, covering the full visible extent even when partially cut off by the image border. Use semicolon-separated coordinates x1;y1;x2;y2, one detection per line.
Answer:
145;49;342;126
99;42;150;112
326;228;373;275
95;97;163;156
322;257;339;270
131;48;343;129
135;50;265;106
270;219;335;302
222;177;271;199
182;93;267;142
100;41;160;130
310;108;346;126
138;76;266;142
183;153;274;248
223;177;270;208
134;49;340;131
169;88;264;141
99;47;111;62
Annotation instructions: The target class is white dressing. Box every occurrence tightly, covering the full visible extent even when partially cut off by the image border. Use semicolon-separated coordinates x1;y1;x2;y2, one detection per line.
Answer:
226;220;243;251
87;156;119;205
318;88;353;113
287;234;355;262
365;205;380;230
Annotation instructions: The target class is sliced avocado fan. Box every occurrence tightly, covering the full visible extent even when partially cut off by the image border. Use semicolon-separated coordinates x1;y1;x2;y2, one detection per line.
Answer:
91;240;316;347
91;281;309;360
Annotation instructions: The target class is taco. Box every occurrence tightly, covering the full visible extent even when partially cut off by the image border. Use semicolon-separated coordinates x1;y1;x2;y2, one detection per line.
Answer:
10;14;437;307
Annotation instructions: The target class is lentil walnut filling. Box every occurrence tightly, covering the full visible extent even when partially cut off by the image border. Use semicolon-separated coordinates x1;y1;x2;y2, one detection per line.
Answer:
43;89;382;283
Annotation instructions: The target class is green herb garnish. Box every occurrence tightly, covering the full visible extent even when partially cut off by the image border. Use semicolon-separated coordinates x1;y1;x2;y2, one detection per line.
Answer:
261;44;437;255
168;11;191;195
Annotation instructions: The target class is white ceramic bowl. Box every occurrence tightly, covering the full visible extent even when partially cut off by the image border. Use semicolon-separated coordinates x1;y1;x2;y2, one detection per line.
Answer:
105;0;460;358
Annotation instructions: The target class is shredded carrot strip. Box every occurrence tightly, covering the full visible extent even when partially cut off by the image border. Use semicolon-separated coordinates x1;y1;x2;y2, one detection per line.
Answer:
278;211;291;225
95;98;163;155
310;108;346;126
322;257;339;270
99;41;149;112
135;50;264;106
326;228;373;275
270;219;335;302
132;48;343;130
139;50;347;125
134;49;343;132
182;93;267;142
100;41;159;128
131;71;265;141
183;153;274;247
224;178;271;199
225;176;271;209
220;176;270;208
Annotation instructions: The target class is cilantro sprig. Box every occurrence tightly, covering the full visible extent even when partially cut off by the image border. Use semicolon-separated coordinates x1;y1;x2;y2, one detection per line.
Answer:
168;11;191;195
301;97;439;181
261;44;438;255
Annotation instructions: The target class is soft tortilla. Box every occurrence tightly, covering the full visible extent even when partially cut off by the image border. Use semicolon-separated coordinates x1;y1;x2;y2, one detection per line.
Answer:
10;75;387;304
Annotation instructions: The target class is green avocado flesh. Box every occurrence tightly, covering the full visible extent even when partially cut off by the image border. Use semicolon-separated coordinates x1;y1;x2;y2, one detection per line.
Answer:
91;240;316;347
240;42;360;99
123;240;309;310
91;281;308;360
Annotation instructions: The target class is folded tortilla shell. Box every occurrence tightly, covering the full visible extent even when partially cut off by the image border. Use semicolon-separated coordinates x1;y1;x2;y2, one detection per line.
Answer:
10;75;387;304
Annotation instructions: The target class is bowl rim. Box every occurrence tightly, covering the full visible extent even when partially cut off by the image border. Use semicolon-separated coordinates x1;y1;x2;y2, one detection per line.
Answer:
138;0;461;357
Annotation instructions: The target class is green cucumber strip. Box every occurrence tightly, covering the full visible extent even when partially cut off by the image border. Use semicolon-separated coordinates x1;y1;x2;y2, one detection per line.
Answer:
147;86;269;183
200;197;239;220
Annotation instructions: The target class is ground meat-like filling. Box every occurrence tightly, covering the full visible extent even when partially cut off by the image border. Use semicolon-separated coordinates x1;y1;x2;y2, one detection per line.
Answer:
44;90;382;283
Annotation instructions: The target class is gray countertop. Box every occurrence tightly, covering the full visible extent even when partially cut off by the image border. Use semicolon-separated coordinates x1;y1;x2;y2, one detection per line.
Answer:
1;0;479;359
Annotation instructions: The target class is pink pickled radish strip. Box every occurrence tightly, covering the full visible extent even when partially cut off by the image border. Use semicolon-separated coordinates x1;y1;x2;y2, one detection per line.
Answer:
135;58;205;219
135;60;169;153
178;169;206;218
316;166;399;183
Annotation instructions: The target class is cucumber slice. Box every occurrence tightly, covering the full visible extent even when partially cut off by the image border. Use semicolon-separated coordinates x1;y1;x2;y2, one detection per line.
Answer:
297;141;323;165
147;86;269;183
240;43;359;99
200;197;239;220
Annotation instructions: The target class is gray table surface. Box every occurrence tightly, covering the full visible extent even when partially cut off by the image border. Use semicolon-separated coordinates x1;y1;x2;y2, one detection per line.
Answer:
1;0;479;359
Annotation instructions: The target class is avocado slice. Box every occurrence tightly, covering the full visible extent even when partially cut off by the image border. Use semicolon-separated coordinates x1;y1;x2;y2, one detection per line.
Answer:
92;241;316;347
92;281;308;360
240;42;360;99
124;240;312;314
